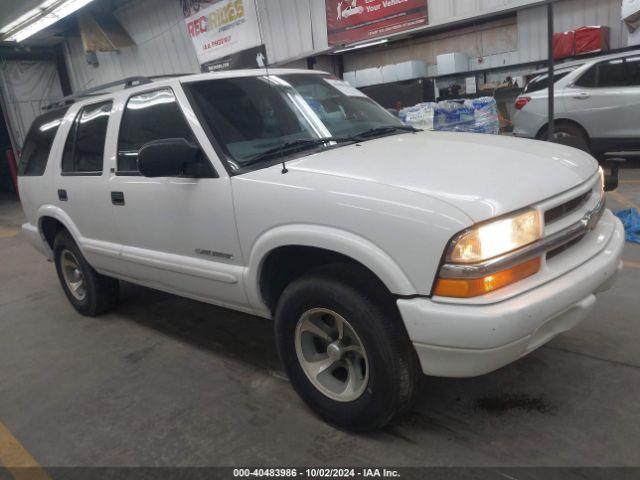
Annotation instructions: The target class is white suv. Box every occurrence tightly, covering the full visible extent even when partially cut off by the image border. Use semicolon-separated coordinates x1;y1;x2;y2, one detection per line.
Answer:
18;70;624;430
514;50;640;156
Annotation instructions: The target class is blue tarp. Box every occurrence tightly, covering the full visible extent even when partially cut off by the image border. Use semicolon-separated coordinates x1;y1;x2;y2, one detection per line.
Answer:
615;208;640;244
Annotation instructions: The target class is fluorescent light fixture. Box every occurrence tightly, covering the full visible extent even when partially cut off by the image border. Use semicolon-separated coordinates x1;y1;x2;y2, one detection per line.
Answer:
333;38;388;54
1;0;95;43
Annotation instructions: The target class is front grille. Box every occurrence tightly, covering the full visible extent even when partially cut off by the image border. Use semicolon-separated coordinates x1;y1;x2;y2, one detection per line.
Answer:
544;192;590;225
546;234;585;260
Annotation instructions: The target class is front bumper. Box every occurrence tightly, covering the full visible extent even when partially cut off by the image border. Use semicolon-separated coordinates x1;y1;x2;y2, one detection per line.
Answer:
398;212;625;377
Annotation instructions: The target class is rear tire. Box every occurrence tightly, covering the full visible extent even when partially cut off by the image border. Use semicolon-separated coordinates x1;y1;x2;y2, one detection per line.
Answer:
53;230;119;316
274;264;419;431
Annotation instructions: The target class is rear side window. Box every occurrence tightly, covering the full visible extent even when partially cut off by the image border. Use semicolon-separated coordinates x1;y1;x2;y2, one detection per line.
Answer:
575;57;640;88
62;101;112;174
628;56;640;86
18;107;68;176
523;70;574;93
598;57;640;87
117;88;195;173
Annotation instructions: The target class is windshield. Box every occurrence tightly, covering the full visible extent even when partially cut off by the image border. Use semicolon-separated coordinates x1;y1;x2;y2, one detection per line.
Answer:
184;74;405;172
523;68;577;93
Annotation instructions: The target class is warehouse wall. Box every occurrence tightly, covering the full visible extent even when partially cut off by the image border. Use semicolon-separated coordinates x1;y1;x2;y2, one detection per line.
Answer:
518;0;633;63
63;0;634;93
344;0;631;79
64;0;199;92
255;0;315;64
342;17;518;73
428;0;545;27
65;0;324;92
0;61;64;148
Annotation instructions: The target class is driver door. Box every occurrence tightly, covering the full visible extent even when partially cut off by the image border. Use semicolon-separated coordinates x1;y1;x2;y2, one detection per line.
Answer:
106;86;249;311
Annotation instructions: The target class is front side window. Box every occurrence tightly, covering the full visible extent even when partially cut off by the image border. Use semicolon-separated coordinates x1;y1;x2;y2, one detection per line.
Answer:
117;88;196;173
185;74;404;172
18;107;69;176
62;101;112;174
574;65;596;88
597;59;628;88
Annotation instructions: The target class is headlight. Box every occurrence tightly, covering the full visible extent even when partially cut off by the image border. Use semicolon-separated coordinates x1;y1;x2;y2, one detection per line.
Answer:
434;209;543;298
447;209;542;264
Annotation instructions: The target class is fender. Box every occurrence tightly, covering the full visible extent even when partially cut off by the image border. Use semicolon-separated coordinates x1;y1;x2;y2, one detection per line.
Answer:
35;204;122;267
244;224;417;316
32;205;82;260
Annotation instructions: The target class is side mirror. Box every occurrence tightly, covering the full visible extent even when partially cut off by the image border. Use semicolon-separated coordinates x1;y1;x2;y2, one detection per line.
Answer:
138;138;203;178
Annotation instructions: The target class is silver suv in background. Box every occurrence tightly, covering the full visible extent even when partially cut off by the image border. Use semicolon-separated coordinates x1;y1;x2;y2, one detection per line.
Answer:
514;50;640;157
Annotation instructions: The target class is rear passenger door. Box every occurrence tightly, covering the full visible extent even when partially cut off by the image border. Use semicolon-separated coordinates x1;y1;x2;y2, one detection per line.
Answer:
55;100;122;271
107;87;247;310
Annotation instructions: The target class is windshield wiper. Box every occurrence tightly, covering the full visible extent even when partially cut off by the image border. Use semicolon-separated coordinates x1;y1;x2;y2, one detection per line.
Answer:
354;125;422;140
243;137;356;168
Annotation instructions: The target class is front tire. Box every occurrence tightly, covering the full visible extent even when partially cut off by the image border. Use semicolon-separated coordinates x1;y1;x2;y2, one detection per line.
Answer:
53;230;119;316
275;265;419;431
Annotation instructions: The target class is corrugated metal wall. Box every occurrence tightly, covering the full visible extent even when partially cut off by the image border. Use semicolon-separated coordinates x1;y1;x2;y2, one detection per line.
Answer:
257;0;314;64
62;0;633;93
518;0;632;63
428;0;545;26
64;0;199;92
64;0;324;92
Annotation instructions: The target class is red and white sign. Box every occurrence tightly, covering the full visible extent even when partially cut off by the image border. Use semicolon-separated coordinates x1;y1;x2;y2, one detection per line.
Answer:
184;0;262;65
326;0;428;46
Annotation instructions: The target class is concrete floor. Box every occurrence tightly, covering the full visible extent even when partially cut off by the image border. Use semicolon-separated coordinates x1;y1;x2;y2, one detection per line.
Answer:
0;170;639;468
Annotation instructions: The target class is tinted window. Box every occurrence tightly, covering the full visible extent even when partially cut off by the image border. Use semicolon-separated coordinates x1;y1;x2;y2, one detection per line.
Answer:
575;65;596;87
18;107;69;176
597;57;640;88
62;101;112;174
117;89;195;173
523;70;574;93
628;56;640;86
598;59;628;88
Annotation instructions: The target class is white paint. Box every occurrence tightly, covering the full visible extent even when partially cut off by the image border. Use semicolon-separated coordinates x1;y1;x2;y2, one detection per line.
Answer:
17;69;624;378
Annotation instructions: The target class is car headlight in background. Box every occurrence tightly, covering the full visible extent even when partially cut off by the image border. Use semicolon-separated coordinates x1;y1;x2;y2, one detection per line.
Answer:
434;209;543;298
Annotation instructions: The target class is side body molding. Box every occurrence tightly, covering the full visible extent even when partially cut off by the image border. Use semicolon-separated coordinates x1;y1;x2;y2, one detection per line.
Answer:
244;224;417;317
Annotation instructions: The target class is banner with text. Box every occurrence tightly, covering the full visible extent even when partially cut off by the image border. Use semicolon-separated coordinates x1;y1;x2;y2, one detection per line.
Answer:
183;0;262;66
326;0;428;46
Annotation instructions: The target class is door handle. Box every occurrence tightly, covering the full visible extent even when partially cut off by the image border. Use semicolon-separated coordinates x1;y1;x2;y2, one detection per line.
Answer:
111;191;125;206
573;92;590;100
58;189;68;201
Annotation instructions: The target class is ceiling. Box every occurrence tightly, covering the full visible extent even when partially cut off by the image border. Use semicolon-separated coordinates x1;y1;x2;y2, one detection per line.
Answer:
0;0;47;28
0;0;125;47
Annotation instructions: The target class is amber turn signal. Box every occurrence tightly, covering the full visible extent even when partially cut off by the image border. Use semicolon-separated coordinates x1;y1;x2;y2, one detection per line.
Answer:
434;257;541;298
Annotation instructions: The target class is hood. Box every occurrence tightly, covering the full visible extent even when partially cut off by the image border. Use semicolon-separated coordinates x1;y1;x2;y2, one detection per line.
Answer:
285;131;598;222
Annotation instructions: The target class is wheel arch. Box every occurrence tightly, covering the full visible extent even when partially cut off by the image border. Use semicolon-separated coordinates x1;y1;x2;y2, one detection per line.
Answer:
535;118;591;144
36;205;82;252
245;225;416;317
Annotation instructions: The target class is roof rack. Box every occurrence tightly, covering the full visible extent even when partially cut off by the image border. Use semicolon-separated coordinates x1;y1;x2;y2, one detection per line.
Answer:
42;73;192;111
